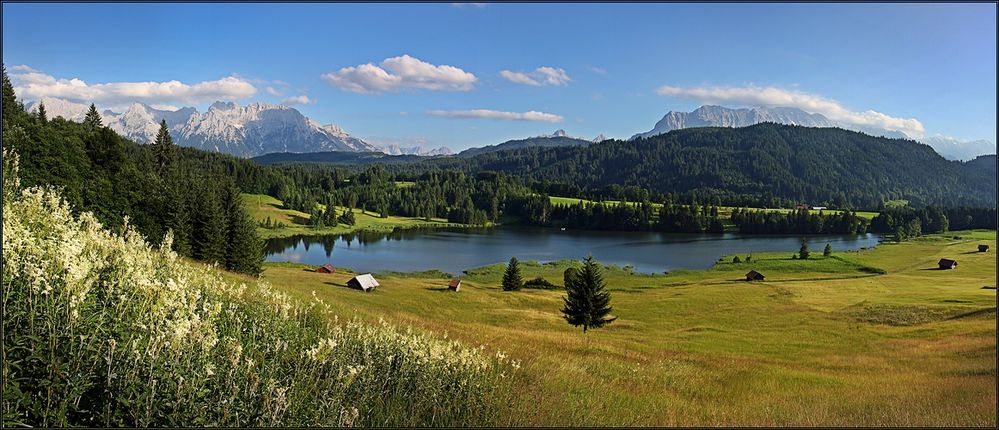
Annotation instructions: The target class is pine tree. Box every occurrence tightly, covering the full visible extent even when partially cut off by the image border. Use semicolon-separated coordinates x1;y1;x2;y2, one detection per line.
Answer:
152;120;175;176
501;256;522;291
823;243;833;257
338;208;356;226
163;176;192;257
192;182;227;264
2;64;22;127
221;182;263;275
561;255;616;333
36;100;47;124
732;255;742;263
799;241;810;260
84;103;102;129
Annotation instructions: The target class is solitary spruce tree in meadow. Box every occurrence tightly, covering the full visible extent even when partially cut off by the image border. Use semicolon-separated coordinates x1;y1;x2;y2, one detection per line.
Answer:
799;241;810;260
562;255;616;333
152;119;175;176
501;257;523;291
823;243;833;257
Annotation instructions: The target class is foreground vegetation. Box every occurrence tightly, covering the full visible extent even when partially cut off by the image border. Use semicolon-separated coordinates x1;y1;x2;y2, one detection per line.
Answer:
262;230;996;426
1;156;516;427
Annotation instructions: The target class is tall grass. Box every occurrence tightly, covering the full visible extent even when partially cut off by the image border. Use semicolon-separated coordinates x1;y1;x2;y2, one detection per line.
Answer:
2;151;517;427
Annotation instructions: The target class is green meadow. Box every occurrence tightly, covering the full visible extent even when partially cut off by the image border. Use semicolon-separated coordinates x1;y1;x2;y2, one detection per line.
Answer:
241;193;469;239
259;230;997;426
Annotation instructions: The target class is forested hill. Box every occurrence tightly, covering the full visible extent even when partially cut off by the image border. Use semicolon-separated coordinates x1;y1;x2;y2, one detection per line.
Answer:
424;123;996;208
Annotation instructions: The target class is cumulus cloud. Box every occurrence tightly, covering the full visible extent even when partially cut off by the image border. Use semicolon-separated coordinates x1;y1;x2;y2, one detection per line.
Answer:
322;54;477;94
265;86;283;96
499;67;571;86
9;66;257;106
655;84;925;138
426;109;563;123
280;95;313;105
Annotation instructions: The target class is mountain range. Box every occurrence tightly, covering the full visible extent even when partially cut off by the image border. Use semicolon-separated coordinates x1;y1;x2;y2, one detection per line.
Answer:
25;98;380;157
25;97;994;161
630;105;993;160
456;129;603;157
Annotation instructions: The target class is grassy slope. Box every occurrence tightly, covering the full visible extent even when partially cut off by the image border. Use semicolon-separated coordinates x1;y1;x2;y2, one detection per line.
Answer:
241;193;469;239
262;230;996;426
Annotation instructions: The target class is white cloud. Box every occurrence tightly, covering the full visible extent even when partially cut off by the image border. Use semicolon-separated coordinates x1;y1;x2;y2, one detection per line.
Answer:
265;86;283;96
499;70;539;86
586;66;607;75
150;104;180;111
500;66;571;86
322;54;477;94
9;64;39;73
426;109;563;123
655;84;925;138
280;95;312;105
9;66;257;106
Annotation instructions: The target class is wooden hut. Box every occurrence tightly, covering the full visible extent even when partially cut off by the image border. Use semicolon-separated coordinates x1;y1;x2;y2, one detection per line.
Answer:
448;278;461;292
347;274;380;292
979;244;990;252
745;270;765;281
938;259;958;270
315;264;335;274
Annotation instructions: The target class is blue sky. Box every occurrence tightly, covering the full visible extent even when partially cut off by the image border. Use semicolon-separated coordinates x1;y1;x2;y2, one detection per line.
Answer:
3;2;996;150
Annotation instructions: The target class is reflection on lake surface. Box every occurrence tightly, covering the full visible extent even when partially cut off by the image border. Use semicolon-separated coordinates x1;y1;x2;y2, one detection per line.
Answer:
265;227;882;275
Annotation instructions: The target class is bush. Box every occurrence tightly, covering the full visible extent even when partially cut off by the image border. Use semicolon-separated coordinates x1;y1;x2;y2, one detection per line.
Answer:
732;256;742;263
1;153;516;427
523;276;560;290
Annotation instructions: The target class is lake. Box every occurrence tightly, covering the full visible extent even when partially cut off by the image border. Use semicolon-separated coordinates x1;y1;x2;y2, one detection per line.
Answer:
265;227;882;274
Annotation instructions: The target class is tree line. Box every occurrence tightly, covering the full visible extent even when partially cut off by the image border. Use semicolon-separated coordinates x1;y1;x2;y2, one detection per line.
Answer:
2;66;263;274
729;208;869;235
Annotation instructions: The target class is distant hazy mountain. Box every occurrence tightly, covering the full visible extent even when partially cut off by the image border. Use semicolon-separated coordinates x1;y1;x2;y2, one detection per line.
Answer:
630;105;837;140
592;134;609;142
375;143;454;156
24;98;377;157
457;129;593;157
919;135;997;161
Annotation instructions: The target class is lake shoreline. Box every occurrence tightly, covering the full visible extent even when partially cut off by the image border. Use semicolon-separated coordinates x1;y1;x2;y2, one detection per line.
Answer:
264;227;883;275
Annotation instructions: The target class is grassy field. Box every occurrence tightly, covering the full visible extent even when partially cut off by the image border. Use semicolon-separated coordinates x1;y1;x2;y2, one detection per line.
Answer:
261;230;997;426
241;193;470;239
548;195;881;220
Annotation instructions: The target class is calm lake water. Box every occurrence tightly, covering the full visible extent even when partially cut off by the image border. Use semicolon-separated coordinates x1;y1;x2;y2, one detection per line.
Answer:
265;227;882;274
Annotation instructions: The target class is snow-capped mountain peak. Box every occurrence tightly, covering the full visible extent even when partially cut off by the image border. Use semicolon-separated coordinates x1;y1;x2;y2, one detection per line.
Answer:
23;98;377;157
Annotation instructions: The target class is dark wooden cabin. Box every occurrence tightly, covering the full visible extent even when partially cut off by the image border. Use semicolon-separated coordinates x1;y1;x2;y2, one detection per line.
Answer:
745;270;765;281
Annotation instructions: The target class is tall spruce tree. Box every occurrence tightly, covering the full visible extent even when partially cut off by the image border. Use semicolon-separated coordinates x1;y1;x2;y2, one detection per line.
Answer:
84;103;102;129
162;176;193;257
561;255;616;333
221;182;263;275
2;64;22;127
36;100;47;125
823;243;833;257
152;119;175;176
191;182;227;265
501;256;523;291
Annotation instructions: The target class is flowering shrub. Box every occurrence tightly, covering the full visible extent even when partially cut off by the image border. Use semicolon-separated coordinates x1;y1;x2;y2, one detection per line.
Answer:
1;150;515;427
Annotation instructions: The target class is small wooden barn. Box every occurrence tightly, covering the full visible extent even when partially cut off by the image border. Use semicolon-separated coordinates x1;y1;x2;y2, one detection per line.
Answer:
938;258;958;270
315;264;335;274
448;278;461;292
745;270;765;281
979;244;990;252
347;274;380;292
